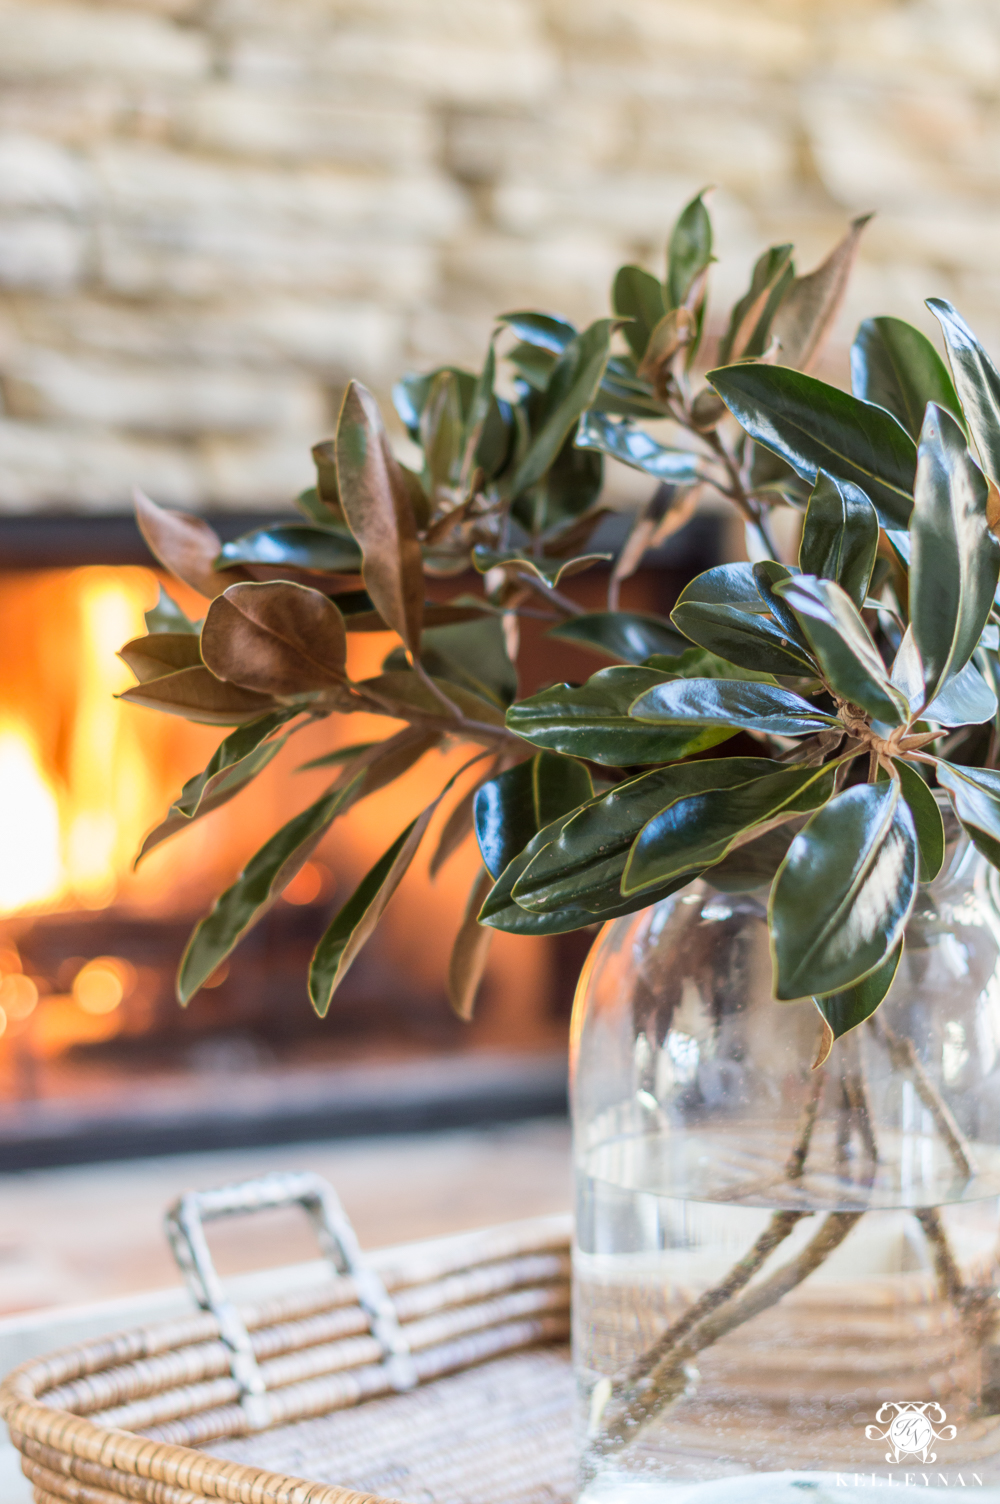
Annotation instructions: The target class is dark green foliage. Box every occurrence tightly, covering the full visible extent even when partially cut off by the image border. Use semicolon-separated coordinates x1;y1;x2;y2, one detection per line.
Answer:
118;196;1000;1040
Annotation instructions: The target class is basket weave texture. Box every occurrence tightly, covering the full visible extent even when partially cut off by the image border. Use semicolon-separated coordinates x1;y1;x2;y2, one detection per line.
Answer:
1;1214;573;1504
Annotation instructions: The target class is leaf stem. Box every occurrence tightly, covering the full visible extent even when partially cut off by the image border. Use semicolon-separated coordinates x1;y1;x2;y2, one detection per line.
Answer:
515;571;587;617
867;1014;976;1179
353;681;523;750
588;1211;863;1459
585;1066;837;1468
700;426;780;560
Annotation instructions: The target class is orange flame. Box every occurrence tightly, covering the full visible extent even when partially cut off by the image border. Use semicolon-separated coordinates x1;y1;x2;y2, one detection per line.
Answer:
0;566;219;916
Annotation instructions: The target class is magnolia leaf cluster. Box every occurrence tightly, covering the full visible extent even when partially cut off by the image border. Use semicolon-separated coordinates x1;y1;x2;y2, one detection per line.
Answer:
119;191;1000;1050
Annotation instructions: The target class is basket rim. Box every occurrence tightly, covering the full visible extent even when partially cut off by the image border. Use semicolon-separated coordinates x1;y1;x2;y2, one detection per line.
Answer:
1;1212;573;1504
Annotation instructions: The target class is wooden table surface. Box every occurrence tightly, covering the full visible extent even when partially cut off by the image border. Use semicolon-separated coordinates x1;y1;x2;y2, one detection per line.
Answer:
0;1118;571;1318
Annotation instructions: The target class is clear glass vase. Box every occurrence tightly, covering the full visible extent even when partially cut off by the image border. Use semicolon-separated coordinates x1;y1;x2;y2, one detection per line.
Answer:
571;819;1000;1502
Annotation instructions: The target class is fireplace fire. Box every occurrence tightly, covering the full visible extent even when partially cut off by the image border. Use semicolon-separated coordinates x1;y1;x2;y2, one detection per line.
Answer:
0;559;566;1152
0;512;716;1167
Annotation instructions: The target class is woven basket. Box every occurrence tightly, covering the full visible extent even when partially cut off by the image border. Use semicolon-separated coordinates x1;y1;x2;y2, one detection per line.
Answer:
1;1186;574;1504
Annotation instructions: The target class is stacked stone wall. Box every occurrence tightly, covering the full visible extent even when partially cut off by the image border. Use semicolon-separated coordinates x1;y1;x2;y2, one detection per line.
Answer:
0;0;998;510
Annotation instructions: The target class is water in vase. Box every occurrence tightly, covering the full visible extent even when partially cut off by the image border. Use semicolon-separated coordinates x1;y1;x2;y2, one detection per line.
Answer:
570;854;1000;1502
575;1125;1000;1501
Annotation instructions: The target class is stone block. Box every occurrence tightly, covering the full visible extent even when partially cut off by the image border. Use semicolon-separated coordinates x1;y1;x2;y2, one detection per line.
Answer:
0;82;136;147
1;348;330;436
200;430;321;508
177;86;433;170
0;215;86;290
442;228;621;323
543;0;810;73
96;223;441;302
0;417;205;509
491;172;715;244
0;134;93;211
4;292;404;381
804;81;999;209
866;209;1000;277
244;299;404;379
824;0;1000;88
622;96;796;197
445;103;626;186
91;143;467;239
313;34;556;107
221;0;557;101
0;4;210;80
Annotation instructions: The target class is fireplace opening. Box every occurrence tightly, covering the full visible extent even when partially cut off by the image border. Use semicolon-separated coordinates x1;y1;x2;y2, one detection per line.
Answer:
0;514;718;1168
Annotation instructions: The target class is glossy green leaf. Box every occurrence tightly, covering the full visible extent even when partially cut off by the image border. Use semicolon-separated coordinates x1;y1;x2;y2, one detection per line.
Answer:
908;403;998;708
507;665;733;765
336;381;424;656
479;811;692;936
613;265;667;360
506;342;557;391
216;524;361;575
933;760;1000;868
472;546;609;589
512;760;779;915
890;759;945;883
575;411;701;483
773;575;910;725
708;363;917;529
474;752;594;879
798;470;878;609
814;940;902;1043
299;741;378;772
517;423;603;532
178;772;365;1003
308;805;436;1016
498;311;577;353
891;631;997;727
643;647;776;683
707;824;797;893
296;487;343;528
548;611;689;664
717;243;794;365
506;319;618;498
448;865;494;1020
144;586;199;635
591;369;664;421
769;781;918;1000
751;561;813;654
671;564;817;676
630;677;841;737
465;339;498;468
748;443;811;506
309;753;489;1013
136;712;296;863
420;369;465;492
666;189;713;310
851;315;963;440
927;299;1000;488
392;365;477;440
622;762;837;896
309;439;344;516
175;711;295;819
